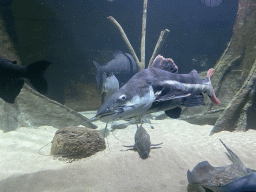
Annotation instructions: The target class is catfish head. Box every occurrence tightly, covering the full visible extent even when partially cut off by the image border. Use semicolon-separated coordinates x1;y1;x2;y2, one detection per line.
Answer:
96;71;155;122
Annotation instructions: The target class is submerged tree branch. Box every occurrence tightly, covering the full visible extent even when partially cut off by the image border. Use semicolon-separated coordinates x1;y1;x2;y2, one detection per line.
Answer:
107;0;170;71
148;29;170;67
107;16;141;68
210;60;256;135
140;0;148;70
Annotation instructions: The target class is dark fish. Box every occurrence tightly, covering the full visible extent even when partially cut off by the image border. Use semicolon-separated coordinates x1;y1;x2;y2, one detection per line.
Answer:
101;73;119;104
187;139;256;192
94;50;138;88
95;55;220;123
0;57;51;103
123;125;162;159
164;107;182;119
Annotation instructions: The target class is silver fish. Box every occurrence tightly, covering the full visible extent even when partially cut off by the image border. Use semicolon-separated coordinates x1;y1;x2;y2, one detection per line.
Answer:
101;73;119;104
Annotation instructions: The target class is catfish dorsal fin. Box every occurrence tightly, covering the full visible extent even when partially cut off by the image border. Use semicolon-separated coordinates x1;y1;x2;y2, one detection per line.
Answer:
190;69;198;73
150;55;178;73
113;50;123;58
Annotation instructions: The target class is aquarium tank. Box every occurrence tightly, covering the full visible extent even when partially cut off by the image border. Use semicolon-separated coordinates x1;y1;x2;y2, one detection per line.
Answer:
1;0;256;192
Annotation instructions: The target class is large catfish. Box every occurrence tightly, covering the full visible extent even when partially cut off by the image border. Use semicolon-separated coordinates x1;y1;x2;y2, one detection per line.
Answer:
95;55;220;122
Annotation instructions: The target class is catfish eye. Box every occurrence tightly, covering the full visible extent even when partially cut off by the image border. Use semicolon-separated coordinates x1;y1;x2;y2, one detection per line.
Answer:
118;94;126;101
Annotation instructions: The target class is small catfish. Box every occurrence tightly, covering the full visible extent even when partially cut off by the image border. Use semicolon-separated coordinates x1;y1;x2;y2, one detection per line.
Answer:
123;125;162;159
187;139;256;192
95;55;220;123
94;50;138;88
0;57;51;103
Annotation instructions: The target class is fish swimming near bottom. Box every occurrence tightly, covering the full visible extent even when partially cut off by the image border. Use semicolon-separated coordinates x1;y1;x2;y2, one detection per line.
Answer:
95;55;221;123
187;140;256;192
0;57;51;103
123;125;162;159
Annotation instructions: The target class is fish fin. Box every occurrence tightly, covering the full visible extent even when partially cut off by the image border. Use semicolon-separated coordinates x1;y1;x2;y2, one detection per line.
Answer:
0;78;24;103
150;146;162;149
152;79;193;101
122;145;136;151
203;68;221;106
93;61;104;88
113;50;123;58
155;93;191;101
207;68;215;77
181;93;205;107
187;170;197;184
150;55;178;73
209;92;221;106
101;73;119;104
165;107;182;119
26;60;51;94
219;139;244;166
150;142;163;146
189;69;198;74
101;72;107;92
101;92;106;104
187;161;214;184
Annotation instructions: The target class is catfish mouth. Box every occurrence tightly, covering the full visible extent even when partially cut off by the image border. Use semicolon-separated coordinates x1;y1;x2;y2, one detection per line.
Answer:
97;111;116;118
96;107;124;119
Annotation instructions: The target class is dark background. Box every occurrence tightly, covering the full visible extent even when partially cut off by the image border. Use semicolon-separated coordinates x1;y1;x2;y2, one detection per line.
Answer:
1;0;239;104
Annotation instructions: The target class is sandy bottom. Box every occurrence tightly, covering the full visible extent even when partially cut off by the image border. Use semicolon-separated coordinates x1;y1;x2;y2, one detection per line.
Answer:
0;111;255;192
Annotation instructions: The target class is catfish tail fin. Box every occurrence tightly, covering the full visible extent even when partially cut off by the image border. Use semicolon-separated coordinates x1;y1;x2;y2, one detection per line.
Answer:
205;68;221;105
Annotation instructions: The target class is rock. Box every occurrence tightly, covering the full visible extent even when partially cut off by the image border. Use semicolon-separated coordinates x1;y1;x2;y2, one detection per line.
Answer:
51;126;106;158
0;84;97;132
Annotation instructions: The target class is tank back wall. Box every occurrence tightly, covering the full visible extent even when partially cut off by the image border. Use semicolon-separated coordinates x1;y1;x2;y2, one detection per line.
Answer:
4;0;238;111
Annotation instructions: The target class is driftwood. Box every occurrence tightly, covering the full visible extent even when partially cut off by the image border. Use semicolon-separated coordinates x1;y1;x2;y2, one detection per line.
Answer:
180;0;256;134
209;0;256;134
108;0;170;71
210;60;256;135
0;84;97;132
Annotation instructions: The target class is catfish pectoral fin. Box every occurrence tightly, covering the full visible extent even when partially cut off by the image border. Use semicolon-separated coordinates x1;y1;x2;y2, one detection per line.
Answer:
151;142;163;146
122;145;135;148
121;147;137;151
150;146;162;149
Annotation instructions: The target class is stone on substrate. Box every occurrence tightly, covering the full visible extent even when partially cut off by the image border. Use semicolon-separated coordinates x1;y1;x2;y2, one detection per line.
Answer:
51;126;106;158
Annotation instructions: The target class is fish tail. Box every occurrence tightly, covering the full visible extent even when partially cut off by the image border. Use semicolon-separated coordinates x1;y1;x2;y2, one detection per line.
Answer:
210;92;221;105
27;60;51;94
183;81;221;106
205;68;221;105
207;68;215;77
93;61;104;88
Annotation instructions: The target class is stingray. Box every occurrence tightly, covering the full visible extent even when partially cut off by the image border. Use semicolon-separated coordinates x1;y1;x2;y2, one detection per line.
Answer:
187;139;256;192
